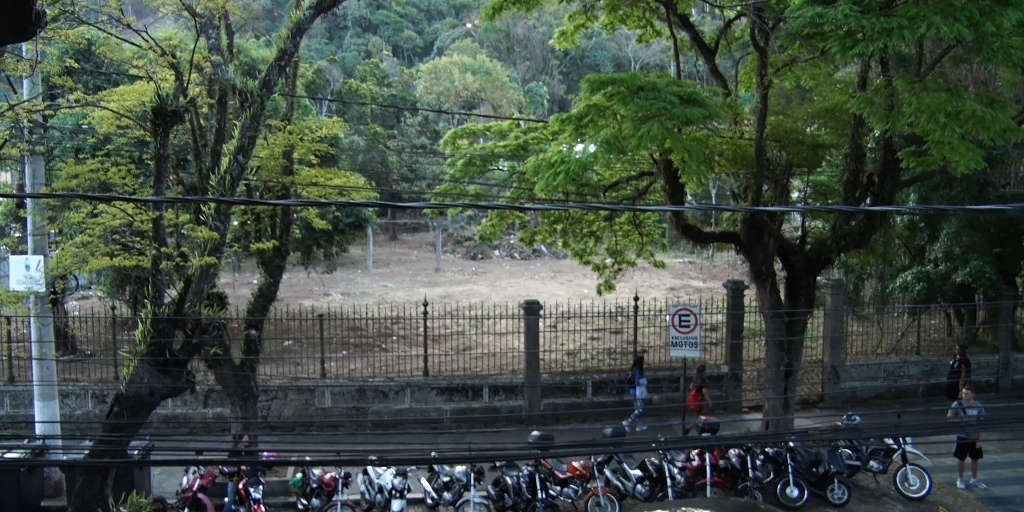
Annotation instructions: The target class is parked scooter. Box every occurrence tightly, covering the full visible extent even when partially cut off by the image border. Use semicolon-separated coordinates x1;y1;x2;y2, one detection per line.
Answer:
774;441;851;509
358;457;414;512
420;453;492;512
834;413;933;500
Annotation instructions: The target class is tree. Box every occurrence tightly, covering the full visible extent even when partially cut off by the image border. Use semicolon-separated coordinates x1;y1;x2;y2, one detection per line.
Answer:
5;0;355;509
417;39;525;128
439;0;1024;430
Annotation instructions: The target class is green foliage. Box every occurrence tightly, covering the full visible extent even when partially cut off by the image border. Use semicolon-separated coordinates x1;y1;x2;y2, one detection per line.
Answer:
416;40;525;121
439;72;720;292
109;489;158;512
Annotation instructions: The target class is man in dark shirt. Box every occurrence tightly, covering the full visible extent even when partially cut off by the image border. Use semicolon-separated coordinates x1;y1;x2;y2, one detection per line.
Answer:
945;343;971;401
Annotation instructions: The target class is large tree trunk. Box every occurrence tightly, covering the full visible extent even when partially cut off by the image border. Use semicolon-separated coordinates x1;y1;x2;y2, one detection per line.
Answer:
68;321;197;511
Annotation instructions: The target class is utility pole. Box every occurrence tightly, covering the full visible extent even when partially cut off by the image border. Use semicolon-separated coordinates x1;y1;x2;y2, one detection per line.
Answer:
22;41;62;450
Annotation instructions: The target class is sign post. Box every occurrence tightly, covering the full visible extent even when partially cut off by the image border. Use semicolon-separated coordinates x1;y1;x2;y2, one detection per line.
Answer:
668;304;702;358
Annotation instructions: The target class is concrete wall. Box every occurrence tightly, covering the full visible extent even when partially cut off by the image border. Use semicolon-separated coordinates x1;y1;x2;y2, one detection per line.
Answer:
1;354;1021;434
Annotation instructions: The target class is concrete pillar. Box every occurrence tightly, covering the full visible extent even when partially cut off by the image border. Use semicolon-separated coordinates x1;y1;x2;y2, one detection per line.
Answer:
522;299;543;418
822;279;845;405
723;280;748;413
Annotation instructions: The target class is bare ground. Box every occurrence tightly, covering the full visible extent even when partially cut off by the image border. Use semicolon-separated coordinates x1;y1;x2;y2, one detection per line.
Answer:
219;231;748;307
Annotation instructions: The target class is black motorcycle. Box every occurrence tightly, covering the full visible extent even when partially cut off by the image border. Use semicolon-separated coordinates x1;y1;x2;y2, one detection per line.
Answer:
420;454;492;512
774;441;851;509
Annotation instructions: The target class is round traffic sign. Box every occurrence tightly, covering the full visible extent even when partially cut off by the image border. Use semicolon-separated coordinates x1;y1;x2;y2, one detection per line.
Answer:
669;306;700;335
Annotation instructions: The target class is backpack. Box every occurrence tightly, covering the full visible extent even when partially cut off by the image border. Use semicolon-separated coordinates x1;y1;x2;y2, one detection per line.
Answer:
686;387;703;414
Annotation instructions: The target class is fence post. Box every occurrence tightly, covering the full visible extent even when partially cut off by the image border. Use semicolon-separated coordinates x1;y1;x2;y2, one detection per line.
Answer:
997;290;1014;394
723;280;748;413
4;316;13;383
522;299;543;418
318;313;326;379
822;279;845;406
632;293;639;359
422;299;430;377
110;304;119;382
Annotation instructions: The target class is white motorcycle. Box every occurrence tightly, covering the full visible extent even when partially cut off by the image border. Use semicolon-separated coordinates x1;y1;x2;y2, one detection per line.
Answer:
358;457;414;512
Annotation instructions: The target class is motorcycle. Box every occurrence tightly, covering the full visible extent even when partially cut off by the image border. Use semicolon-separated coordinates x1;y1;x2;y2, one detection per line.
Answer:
291;463;357;512
537;455;621;512
174;466;217;512
220;466;267;512
519;458;560;512
420;453;492;512
487;460;530;512
599;452;662;503
835;413;933;500
358;458;414;512
720;445;768;502
672;445;733;499
774;441;851;509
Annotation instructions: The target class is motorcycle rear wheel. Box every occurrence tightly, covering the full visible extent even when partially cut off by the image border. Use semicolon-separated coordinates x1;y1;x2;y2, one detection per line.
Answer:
775;478;809;510
584;492;621;512
892;463;932;501
825;480;852;508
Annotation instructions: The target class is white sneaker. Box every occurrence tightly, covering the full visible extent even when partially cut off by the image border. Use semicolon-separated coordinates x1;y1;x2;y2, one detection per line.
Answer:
969;478;988;489
956;478;967;490
635;424;648;431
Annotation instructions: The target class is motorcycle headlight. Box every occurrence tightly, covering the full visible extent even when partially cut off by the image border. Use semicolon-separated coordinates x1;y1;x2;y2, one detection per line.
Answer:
391;475;408;494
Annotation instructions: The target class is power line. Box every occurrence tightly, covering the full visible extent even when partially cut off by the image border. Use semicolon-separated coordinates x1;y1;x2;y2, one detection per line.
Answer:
281;93;549;124
2;191;1023;216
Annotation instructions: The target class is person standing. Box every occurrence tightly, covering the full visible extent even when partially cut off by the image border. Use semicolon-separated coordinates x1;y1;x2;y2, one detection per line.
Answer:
947;384;987;490
945;343;972;401
622;355;648;432
687;364;712;414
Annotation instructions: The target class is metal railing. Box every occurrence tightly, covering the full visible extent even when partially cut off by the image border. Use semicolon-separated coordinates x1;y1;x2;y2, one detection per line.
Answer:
1;295;1020;384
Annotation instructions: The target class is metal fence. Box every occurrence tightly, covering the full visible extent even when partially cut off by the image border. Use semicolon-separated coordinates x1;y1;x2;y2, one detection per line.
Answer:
2;294;1020;386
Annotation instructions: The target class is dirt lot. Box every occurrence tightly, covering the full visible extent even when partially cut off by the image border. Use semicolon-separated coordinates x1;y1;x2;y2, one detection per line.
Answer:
219;230;748;307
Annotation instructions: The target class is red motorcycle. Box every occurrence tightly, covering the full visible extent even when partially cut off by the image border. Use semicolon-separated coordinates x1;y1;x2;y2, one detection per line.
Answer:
292;463;358;512
222;466;268;512
174;466;217;512
537;455;621;512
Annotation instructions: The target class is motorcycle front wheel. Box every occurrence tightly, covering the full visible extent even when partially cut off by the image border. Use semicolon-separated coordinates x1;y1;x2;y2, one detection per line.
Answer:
775;478;809;510
892;463;932;501
584;492;621;512
825;480;852;508
317;501;358;512
456;499;493;512
733;482;764;502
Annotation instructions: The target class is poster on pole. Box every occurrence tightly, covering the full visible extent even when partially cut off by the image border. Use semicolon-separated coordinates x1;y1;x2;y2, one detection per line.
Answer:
668;304;701;358
9;255;46;292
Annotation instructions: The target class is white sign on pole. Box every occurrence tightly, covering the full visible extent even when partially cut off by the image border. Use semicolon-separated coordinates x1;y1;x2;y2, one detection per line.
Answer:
668;304;701;358
9;255;46;292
